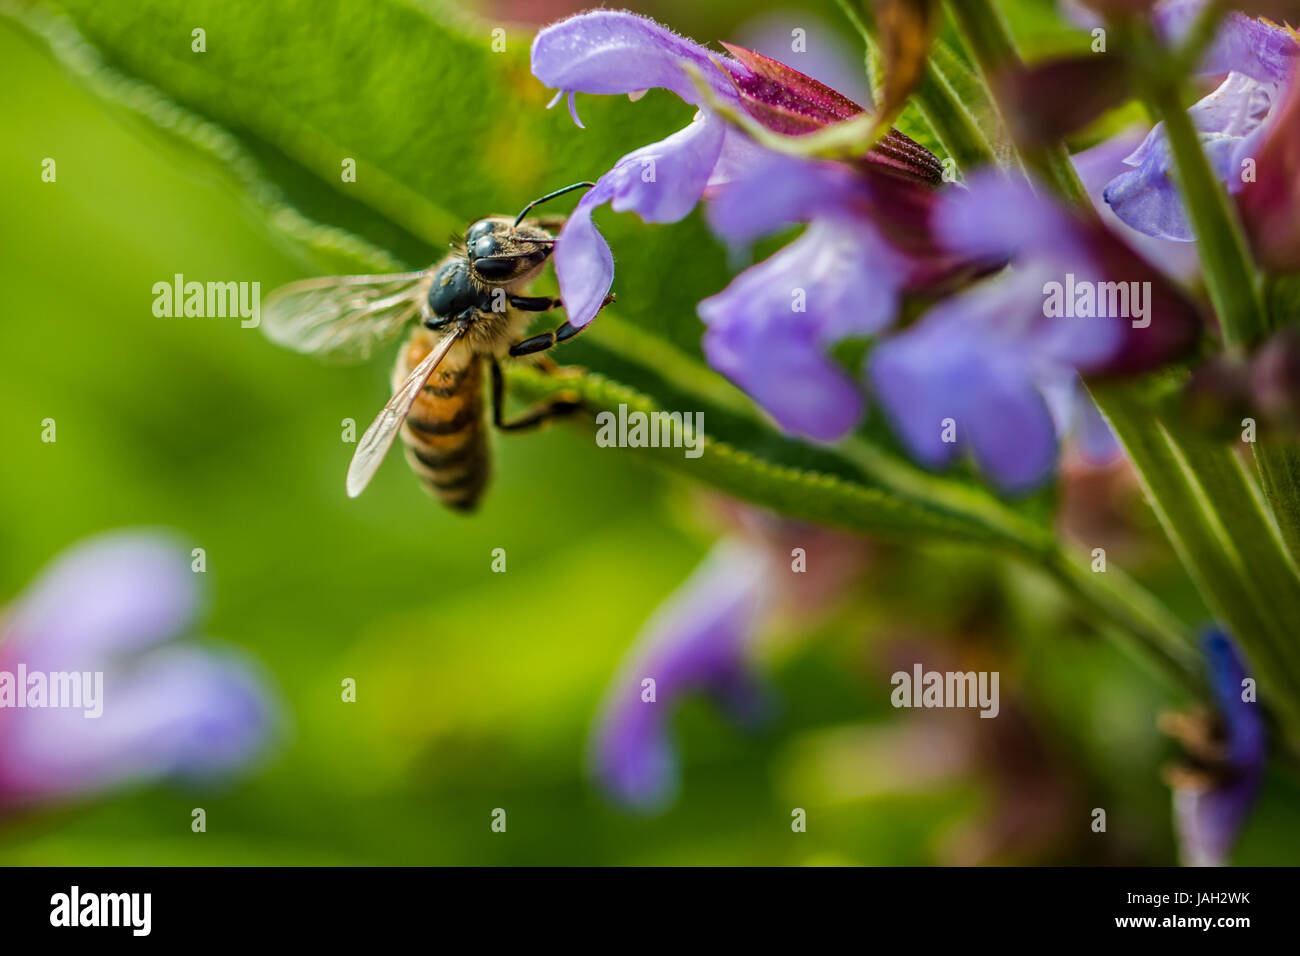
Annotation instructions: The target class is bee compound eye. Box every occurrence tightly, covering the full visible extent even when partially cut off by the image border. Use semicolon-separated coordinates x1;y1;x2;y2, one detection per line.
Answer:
465;220;495;243
470;236;499;259
428;259;476;318
472;257;516;281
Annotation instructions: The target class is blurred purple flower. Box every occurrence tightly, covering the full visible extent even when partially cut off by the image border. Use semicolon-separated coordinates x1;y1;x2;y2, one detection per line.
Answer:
870;173;1144;491
0;532;275;810
530;10;940;327
700;154;919;441
1171;629;1266;866
589;540;772;811
704;163;1197;490
590;508;872;812
1103;2;1299;240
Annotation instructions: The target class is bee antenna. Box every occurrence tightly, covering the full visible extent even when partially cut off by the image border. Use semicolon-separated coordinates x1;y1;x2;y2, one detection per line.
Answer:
514;182;596;227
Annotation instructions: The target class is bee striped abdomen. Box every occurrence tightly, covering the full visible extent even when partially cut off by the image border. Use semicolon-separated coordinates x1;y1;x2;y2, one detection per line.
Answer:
396;329;490;511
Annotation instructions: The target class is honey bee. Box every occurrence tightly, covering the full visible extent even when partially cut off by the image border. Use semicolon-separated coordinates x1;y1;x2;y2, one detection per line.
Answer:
262;183;611;512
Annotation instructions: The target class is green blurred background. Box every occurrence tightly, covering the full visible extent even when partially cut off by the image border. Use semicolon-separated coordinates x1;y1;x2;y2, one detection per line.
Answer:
1;0;1297;865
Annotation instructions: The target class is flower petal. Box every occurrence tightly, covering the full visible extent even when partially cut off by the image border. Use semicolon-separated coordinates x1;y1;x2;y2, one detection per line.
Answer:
1102;128;1196;241
589;541;771;811
0;646;274;803
941;172;1200;377
935;169;1090;262
1155;1;1299;84
1;532;198;665
608;112;727;222
705;151;868;245
869;306;1061;493
553;185;615;329
1103;70;1290;239
1072;129;1202;281
530;10;740;107
700;218;907;441
555;113;727;327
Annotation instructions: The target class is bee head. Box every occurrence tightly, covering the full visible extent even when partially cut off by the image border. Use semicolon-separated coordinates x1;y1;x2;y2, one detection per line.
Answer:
464;217;554;284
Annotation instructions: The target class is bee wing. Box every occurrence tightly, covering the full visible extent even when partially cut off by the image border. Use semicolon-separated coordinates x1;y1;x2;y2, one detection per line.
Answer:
345;323;469;498
262;270;430;364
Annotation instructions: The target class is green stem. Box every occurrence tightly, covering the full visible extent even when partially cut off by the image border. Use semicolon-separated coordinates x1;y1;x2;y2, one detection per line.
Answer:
507;331;1198;693
1095;383;1300;747
1045;547;1200;692
1254;443;1300;567
912;59;998;171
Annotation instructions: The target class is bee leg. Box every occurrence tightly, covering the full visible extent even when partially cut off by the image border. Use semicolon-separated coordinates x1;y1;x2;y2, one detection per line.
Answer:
507;293;615;357
490;359;582;432
508;295;562;313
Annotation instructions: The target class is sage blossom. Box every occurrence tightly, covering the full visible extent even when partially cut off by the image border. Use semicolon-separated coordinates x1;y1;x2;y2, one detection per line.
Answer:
704;161;1199;490
590;507;869;811
1103;1;1299;240
530;10;940;327
590;539;771;811
0;532;276;810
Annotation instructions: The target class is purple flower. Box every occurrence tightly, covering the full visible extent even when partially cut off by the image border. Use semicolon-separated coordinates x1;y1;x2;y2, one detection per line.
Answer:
1103;2;1299;240
530;11;941;327
699;157;917;441
1073;129;1202;282
703;161;1199;490
699;146;976;441
1171;629;1266;866
0;532;276;809
589;540;772;811
870;174;1130;491
534;10;1199;494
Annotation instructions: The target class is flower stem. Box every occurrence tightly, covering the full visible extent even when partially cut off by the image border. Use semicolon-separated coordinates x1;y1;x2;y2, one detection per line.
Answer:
507;327;1200;695
1254;443;1300;566
1094;382;1300;749
1044;546;1200;692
